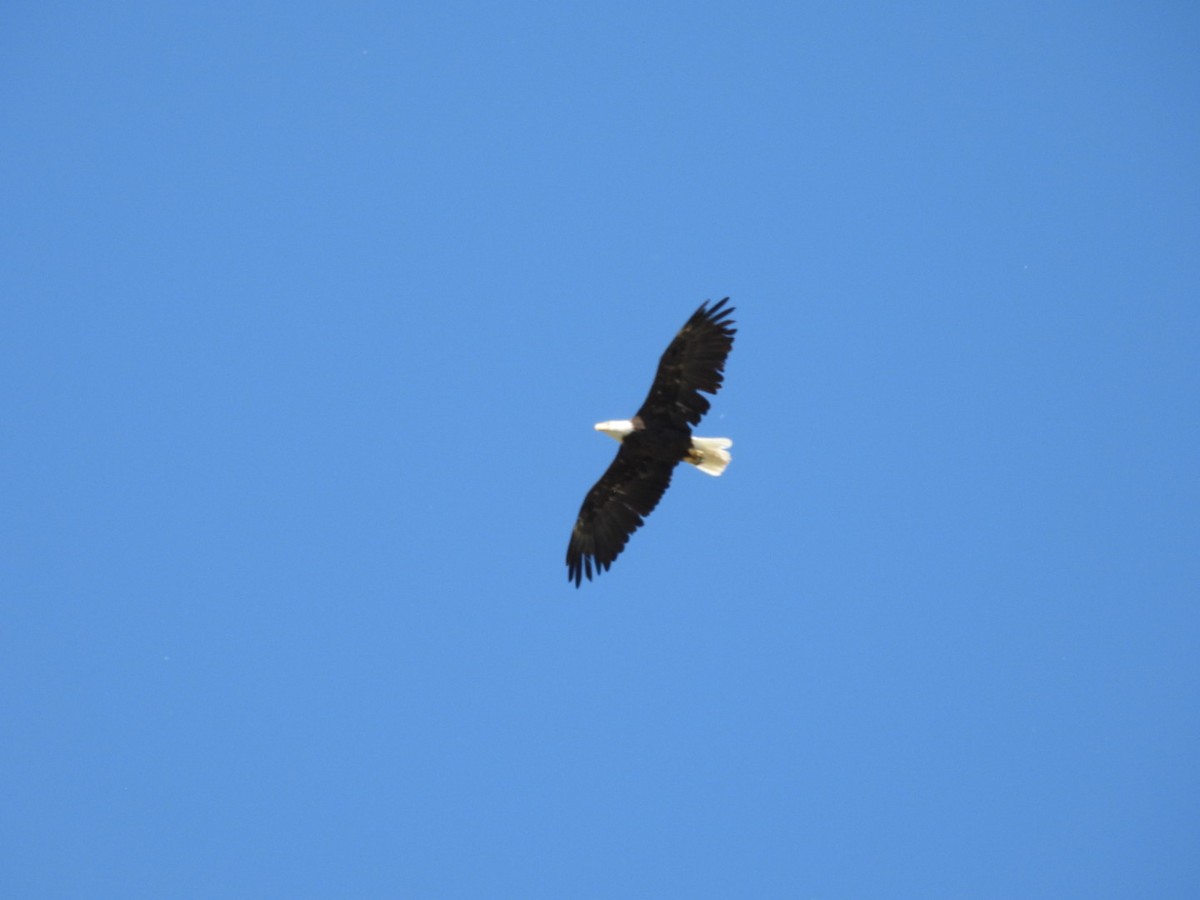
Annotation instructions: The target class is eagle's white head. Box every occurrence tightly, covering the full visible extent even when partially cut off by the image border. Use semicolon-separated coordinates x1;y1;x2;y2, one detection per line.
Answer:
594;419;635;442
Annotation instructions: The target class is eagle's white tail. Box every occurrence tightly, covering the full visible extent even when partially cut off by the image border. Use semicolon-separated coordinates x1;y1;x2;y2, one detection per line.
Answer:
687;437;732;476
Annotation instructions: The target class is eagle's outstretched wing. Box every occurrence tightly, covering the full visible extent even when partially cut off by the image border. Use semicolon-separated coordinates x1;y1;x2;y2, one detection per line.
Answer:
566;447;675;587
634;297;736;429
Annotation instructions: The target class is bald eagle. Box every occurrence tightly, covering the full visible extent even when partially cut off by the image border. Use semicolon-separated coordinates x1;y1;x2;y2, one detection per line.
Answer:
566;298;736;586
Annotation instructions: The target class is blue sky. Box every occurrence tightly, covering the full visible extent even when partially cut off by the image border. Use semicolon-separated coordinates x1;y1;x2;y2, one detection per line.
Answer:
3;3;1197;897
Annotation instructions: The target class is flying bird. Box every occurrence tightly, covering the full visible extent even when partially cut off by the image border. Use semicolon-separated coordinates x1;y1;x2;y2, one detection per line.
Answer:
566;298;736;586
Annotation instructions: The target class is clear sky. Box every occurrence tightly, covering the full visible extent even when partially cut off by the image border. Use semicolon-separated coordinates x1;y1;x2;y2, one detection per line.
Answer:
3;4;1197;897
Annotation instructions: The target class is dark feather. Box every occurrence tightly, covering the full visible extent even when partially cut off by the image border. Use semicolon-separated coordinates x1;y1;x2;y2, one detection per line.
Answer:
566;446;676;587
635;297;737;429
